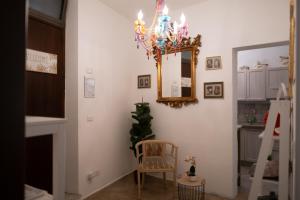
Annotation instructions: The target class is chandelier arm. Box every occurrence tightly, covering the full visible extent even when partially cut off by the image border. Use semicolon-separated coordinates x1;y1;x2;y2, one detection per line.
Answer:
166;32;176;44
147;0;163;37
147;12;158;36
141;39;153;51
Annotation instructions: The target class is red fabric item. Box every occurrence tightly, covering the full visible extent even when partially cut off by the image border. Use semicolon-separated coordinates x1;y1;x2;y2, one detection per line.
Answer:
263;111;280;136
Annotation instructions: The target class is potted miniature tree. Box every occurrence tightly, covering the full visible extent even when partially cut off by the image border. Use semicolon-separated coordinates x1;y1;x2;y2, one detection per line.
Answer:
129;102;153;183
129;102;153;156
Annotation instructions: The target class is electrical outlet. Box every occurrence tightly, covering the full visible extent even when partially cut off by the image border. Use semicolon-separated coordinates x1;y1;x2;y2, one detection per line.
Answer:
87;170;100;182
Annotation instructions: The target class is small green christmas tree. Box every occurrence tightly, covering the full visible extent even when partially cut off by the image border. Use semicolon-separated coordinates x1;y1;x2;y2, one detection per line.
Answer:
129;102;153;156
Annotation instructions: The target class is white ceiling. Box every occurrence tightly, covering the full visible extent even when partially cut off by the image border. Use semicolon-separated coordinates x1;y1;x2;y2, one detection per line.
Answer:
98;0;206;20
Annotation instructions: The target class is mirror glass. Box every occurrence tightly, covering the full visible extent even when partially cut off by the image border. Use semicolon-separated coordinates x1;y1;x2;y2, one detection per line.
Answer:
161;50;192;97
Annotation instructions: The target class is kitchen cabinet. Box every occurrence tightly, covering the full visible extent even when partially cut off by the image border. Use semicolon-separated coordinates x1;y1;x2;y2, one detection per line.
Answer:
240;127;263;162
266;67;289;98
237;71;247;99
237;68;266;100
248;69;266;100
239;126;280;163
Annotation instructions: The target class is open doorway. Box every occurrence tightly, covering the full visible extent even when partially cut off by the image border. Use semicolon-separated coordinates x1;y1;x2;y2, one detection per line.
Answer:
233;41;289;197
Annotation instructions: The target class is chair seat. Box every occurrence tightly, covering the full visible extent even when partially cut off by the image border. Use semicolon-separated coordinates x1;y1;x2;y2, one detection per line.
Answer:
138;156;174;172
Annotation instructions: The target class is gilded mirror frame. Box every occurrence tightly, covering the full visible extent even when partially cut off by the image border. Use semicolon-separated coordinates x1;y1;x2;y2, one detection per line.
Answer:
288;0;295;97
153;34;201;108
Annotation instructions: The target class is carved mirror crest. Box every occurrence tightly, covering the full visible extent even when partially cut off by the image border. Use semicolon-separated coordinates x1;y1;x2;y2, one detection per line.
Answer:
153;34;201;108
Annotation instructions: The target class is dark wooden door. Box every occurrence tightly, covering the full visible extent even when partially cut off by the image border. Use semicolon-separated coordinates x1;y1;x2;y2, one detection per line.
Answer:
1;1;26;199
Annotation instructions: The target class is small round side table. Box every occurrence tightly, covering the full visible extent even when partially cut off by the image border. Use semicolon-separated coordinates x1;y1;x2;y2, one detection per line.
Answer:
177;176;206;200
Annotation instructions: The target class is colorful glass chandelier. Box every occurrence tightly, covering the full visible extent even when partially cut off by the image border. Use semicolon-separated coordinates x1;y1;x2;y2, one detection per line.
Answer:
134;0;189;58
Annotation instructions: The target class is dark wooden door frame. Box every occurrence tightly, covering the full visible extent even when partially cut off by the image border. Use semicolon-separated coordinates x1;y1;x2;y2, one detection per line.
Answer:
25;7;66;194
295;1;300;199
0;1;26;199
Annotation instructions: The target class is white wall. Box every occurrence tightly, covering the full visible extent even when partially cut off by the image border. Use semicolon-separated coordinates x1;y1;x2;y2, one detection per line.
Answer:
130;0;289;198
238;45;289;69
77;0;138;196
66;0;139;197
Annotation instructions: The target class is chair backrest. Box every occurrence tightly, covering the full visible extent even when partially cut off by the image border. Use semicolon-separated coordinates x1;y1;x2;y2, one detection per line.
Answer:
135;140;178;165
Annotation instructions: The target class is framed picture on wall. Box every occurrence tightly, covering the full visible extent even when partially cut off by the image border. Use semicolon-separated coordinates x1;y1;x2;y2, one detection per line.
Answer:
84;77;95;98
138;75;151;88
206;56;222;70
204;82;224;98
26;49;58;74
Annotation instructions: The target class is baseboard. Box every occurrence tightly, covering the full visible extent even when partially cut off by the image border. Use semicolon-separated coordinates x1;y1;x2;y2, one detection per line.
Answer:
81;169;136;200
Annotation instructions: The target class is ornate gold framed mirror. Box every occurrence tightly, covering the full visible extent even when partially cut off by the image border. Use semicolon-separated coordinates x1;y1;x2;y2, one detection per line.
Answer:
153;34;201;107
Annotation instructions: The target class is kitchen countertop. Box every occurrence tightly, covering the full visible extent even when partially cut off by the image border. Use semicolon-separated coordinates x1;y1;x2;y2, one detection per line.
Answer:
238;123;265;128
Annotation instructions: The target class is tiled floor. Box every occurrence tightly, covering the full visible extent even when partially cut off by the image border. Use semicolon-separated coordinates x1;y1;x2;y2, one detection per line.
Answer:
239;166;252;194
85;173;248;200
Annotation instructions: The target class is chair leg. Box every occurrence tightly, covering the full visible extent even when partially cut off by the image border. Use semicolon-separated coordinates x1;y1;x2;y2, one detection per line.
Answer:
163;172;166;184
173;171;177;199
173;171;176;187
138;171;141;199
142;172;145;188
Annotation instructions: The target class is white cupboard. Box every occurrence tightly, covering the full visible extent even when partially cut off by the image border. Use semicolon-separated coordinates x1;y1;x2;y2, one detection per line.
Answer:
238;68;266;100
266;67;289;98
237;71;247;100
240;128;263;162
240;127;279;163
248;69;266;100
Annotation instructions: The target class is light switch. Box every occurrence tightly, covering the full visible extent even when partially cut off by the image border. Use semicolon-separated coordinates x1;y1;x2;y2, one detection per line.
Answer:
86;68;93;74
87;116;94;122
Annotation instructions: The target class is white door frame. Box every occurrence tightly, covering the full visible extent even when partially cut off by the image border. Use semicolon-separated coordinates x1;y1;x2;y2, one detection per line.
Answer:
232;41;289;198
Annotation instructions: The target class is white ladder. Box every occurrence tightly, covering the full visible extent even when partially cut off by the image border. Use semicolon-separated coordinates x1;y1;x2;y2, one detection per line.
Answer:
248;83;290;200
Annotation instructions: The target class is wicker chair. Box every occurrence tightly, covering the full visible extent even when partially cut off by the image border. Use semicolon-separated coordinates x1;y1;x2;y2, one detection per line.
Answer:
135;140;178;199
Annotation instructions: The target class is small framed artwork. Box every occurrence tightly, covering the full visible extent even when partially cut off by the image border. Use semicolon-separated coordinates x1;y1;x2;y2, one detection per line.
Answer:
138;74;151;88
204;82;224;98
206;56;222;70
84;77;95;98
26;49;58;74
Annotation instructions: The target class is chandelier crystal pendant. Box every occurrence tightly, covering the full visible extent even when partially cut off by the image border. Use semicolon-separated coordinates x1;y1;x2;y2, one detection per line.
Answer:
134;0;189;58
